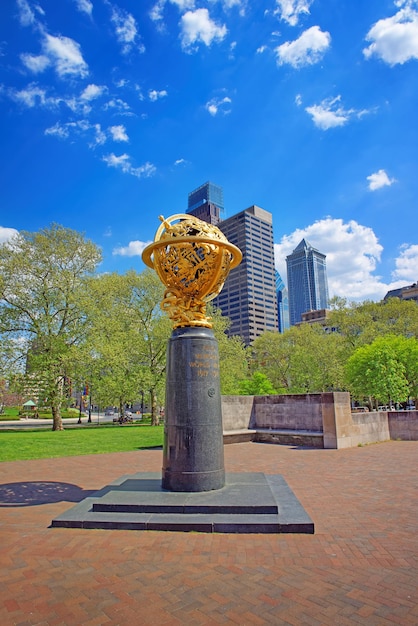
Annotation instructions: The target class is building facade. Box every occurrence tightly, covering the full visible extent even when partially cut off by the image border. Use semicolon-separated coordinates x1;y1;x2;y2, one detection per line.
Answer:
384;282;418;303
286;238;329;326
186;182;278;345
275;270;290;333
187;181;223;225
213;205;278;345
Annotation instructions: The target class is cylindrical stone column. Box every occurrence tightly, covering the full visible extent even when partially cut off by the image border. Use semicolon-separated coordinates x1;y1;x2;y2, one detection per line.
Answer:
162;326;225;492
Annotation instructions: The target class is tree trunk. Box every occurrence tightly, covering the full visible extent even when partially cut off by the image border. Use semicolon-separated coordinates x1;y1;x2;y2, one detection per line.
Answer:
51;404;63;431
151;389;159;426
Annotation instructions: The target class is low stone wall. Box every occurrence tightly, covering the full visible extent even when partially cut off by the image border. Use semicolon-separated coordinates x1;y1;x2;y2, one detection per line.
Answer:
222;395;255;431
221;394;418;449
253;394;323;432
388;411;418;440
335;410;390;448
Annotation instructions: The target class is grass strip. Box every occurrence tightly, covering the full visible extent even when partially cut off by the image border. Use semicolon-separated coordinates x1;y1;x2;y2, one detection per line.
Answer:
0;424;163;462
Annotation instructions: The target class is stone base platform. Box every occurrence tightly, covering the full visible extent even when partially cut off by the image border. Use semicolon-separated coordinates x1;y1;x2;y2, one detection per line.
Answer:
51;472;314;534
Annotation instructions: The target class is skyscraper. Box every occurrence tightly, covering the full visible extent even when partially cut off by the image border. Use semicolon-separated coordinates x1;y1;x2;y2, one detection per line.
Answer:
186;182;278;345
275;270;290;333
286;239;329;326
213;205;278;345
187;181;224;225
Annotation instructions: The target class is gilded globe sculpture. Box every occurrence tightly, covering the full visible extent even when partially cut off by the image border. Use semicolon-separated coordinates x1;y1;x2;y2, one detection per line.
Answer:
142;214;242;329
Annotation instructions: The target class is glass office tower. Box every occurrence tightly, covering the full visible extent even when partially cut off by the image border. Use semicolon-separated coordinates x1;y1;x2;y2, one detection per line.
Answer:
286;238;329;326
275;270;290;333
187;181;224;225
214;205;278;346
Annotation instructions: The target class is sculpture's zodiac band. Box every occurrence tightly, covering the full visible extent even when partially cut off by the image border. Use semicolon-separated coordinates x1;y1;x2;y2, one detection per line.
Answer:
142;214;242;329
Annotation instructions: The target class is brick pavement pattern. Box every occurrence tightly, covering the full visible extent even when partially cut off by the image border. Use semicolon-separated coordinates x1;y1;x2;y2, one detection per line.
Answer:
0;441;417;625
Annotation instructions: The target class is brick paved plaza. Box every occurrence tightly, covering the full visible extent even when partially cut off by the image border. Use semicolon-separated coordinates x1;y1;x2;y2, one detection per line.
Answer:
1;441;417;625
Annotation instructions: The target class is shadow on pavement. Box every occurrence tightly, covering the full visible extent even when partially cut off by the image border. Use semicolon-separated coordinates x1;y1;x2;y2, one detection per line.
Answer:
0;481;96;507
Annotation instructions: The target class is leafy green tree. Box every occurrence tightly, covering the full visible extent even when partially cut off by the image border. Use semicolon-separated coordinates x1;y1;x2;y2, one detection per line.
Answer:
286;324;345;393
328;298;418;353
210;305;249;394
345;335;412;407
378;335;418;402
81;270;171;425
251;324;345;394
250;330;293;391
238;371;277;395
0;224;102;430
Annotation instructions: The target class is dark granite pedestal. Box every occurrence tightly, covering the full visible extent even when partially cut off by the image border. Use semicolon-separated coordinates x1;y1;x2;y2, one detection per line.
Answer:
162;326;225;492
51;472;314;534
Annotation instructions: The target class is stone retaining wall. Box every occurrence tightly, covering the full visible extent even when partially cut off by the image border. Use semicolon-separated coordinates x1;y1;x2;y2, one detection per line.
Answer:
221;394;418;449
388;411;418;441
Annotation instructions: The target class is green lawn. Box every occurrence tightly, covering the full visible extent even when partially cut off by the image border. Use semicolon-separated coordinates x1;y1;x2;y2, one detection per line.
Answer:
0;424;164;462
0;407;81;421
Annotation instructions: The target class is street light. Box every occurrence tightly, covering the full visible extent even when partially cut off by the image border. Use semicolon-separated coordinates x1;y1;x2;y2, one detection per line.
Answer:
78;393;82;424
88;385;92;423
140;390;144;419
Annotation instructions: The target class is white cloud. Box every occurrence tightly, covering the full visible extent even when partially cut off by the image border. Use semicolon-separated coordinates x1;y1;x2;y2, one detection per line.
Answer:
149;89;168;101
80;84;106;101
180;9;227;50
295;93;302;106
275;25;331;67
45;122;71;139
221;0;246;12
305;95;368;130
150;0;196;25
109;125;129;142
205;95;232;116
174;158;187;165
20;31;89;79
274;0;313;26
16;0;37;26
45;120;106;146
363;5;418;65
150;0;166;24
20;53;50;73
102;153;156;178
73;0;93;16
274;217;389;301
367;169;397;191
392;244;418;281
0;226;19;244
90;123;106;147
12;83;56;108
103;98;132;113
110;5;144;54
43;33;88;78
171;0;195;9
113;240;152;257
10;81;106;114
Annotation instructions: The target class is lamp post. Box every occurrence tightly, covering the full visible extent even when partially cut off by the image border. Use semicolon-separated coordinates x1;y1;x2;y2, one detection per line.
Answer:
140;390;144;418
78;390;82;424
88;385;92;423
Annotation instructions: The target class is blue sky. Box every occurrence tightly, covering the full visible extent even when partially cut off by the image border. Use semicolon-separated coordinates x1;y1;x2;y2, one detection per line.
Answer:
1;0;417;301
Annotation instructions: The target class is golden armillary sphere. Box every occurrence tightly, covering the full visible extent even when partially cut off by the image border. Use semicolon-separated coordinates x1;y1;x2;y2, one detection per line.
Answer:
142;214;242;329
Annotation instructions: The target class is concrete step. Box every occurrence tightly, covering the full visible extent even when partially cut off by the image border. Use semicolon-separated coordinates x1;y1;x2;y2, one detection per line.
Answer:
51;472;314;534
